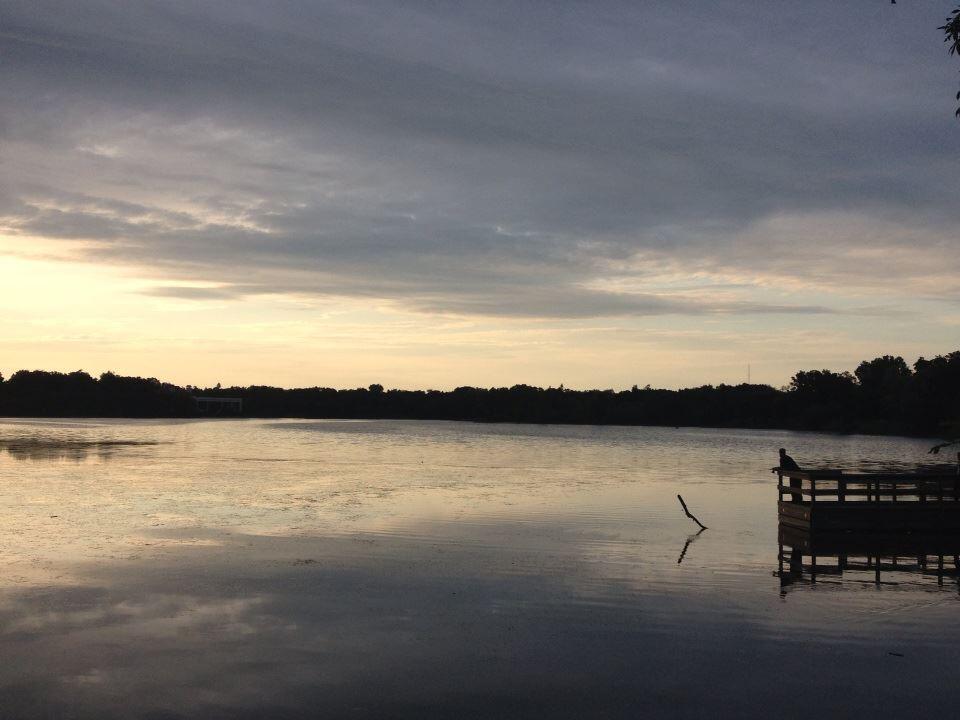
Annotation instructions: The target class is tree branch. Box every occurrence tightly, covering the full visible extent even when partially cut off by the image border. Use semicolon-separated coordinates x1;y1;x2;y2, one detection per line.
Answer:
677;494;708;530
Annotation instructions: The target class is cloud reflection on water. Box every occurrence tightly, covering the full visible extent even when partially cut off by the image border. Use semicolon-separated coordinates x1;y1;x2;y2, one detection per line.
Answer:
1;420;958;718
1;524;959;719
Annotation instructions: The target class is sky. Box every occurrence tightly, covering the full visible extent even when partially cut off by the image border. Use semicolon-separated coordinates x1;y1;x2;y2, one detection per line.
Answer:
1;1;958;390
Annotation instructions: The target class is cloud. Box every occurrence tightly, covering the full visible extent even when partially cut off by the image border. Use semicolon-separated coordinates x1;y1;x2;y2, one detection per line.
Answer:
0;0;957;320
141;285;246;301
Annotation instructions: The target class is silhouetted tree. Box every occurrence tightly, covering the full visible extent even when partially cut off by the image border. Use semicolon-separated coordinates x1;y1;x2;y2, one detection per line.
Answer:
855;355;911;388
1;352;959;437
941;6;960;116
853;355;912;432
0;370;197;417
788;369;858;432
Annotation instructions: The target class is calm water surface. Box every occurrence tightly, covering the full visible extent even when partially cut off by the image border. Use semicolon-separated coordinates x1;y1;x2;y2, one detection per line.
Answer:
0;419;956;718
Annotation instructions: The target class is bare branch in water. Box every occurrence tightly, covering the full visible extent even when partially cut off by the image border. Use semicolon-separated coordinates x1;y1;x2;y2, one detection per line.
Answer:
677;494;708;530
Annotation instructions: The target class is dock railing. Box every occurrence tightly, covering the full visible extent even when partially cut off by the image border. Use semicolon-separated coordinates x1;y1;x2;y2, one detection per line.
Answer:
777;469;960;505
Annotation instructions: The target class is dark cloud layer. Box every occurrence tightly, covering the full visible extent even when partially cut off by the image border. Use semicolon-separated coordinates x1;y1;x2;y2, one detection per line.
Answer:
1;1;957;317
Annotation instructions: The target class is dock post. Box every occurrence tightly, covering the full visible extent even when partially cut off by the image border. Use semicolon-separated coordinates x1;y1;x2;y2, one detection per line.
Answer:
786;470;801;504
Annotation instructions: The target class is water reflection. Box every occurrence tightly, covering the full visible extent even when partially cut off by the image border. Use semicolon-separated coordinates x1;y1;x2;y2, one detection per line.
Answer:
676;529;706;564
777;523;960;593
0;527;717;718
1;419;959;718
4;525;960;720
0;437;157;462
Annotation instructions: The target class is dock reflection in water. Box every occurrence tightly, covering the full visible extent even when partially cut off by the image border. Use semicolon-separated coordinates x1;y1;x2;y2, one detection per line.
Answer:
777;523;960;592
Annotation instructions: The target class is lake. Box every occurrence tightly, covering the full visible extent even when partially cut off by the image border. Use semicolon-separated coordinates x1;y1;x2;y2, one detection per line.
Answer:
0;418;956;718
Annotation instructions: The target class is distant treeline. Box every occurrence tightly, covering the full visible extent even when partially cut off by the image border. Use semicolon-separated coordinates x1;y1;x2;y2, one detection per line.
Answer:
1;352;959;437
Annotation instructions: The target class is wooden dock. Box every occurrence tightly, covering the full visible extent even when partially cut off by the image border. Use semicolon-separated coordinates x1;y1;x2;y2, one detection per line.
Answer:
777;467;960;531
